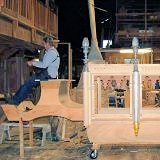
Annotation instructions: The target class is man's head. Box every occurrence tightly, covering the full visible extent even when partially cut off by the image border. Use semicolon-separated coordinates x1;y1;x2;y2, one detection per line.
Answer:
43;36;54;49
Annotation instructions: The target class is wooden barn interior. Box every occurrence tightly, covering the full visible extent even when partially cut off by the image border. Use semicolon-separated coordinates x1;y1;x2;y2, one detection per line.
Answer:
0;0;58;94
1;0;160;159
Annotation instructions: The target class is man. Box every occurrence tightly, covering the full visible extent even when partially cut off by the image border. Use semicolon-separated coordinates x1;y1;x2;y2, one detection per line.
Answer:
6;36;60;105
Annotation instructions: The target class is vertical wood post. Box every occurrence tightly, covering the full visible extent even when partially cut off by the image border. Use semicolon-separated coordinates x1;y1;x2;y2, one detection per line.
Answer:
68;44;72;81
61;118;66;140
3;60;7;93
19;117;24;159
97;77;101;113
45;0;49;31
0;0;4;11
20;56;24;85
31;0;35;26
29;121;33;147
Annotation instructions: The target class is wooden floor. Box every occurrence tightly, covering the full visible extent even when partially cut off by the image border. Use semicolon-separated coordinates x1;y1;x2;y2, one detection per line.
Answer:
0;138;160;160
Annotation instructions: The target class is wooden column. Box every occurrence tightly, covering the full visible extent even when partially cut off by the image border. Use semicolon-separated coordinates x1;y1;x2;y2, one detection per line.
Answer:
68;43;72;81
19;117;24;159
29;121;33;147
88;0;103;60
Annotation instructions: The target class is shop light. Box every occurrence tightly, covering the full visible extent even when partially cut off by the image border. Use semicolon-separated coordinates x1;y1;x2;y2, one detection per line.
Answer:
119;48;153;54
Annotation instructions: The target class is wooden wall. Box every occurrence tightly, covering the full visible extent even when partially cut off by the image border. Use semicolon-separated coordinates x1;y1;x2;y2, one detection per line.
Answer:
0;57;30;93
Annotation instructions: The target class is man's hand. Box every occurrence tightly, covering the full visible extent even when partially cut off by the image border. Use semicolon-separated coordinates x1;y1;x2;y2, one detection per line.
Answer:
27;60;33;66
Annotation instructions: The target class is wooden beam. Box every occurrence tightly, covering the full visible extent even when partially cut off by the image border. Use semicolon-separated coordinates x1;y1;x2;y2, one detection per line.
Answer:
0;34;40;54
1;47;18;59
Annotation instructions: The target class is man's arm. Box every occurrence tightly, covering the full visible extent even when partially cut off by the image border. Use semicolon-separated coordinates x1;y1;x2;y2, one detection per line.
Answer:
32;51;57;69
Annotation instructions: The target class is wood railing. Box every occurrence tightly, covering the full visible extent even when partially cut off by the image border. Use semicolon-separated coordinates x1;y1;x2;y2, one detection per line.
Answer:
0;0;58;36
48;9;58;35
4;0;18;12
19;0;33;20
34;0;46;30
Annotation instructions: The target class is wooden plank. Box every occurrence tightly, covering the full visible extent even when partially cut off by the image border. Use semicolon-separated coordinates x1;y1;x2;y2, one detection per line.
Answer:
87;120;160;144
0;17;13;37
0;0;4;11
16;24;31;42
29;121;33;147
19;117;24;159
31;0;34;25
31;28;36;42
45;0;49;32
12;20;18;38
3;60;7;92
1;105;20;121
1;7;17;17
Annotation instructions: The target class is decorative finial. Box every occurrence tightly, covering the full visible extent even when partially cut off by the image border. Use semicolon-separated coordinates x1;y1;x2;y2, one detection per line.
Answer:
132;37;139;49
82;37;90;71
